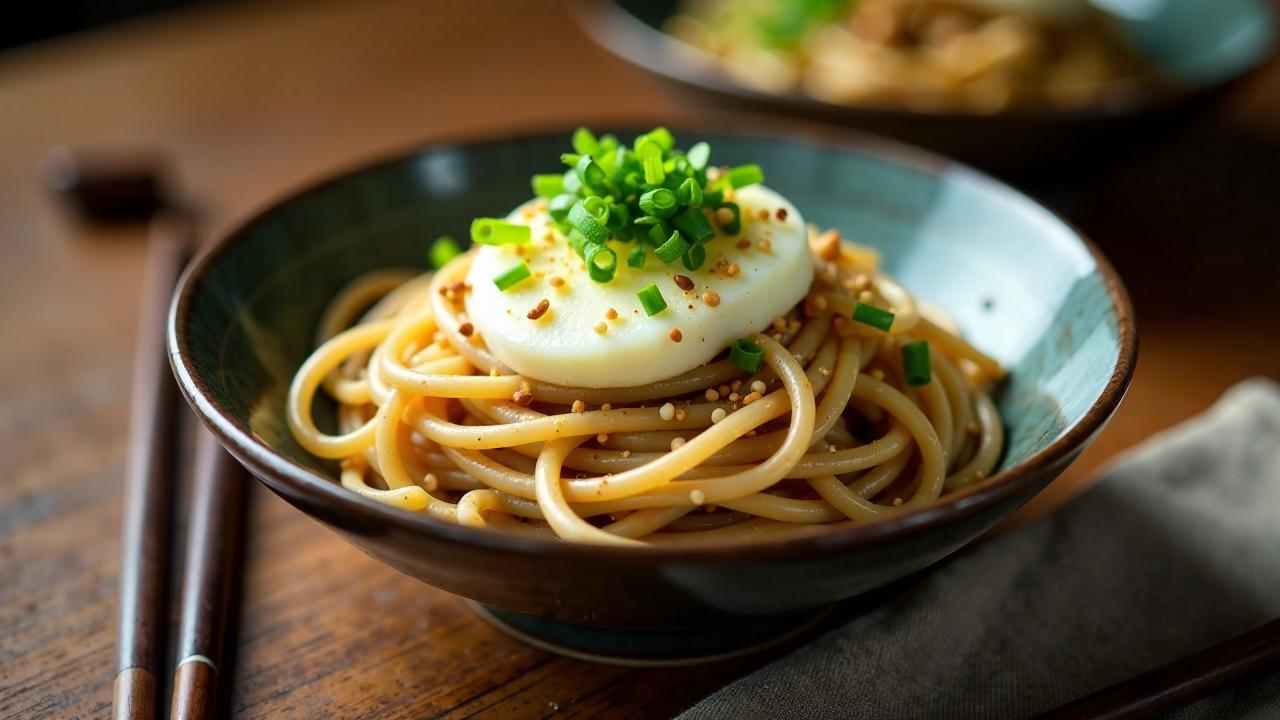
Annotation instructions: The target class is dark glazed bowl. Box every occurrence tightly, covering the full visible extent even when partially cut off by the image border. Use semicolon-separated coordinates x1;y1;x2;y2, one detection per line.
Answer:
169;121;1136;640
567;0;1276;177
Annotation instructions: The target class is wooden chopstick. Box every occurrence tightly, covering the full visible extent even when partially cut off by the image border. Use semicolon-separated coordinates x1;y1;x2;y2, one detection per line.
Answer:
1036;617;1280;719
114;214;192;720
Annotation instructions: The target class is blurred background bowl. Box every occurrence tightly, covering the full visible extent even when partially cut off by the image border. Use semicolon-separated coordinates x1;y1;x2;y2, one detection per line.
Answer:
169;122;1134;651
567;0;1276;179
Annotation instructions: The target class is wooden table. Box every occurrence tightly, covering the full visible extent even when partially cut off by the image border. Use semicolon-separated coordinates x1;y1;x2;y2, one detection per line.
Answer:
3;2;1278;717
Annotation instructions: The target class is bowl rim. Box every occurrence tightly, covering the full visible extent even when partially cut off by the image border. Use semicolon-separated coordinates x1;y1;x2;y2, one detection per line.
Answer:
168;115;1138;562
565;0;1278;123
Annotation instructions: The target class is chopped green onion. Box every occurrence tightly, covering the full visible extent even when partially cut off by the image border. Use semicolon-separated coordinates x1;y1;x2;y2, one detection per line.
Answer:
677;177;703;206
562;169;582;195
493;262;531;291
718;201;742;235
725;164;765;188
902;341;932;386
567;228;588;257
636;127;674;152
672;206;715;244
575;155;608;193
654;231;690;264
572;127;598;156
730;338;764;373
636;138;662;160
703;189;724;206
682;243;706;271
548;193;576;222
852;302;895;332
627;245;646;269
532;174;564;199
643;155;665;185
638;188;678;218
646;221;672;247
584;243;617;283
687;141;710;170
605;203;630;231
568;201;609;244
428;235;463;269
636;283;667;316
560;152;581;167
471;218;531;246
581;195;609;220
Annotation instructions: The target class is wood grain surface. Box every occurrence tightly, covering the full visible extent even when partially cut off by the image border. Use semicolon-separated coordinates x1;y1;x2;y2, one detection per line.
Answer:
2;1;1279;718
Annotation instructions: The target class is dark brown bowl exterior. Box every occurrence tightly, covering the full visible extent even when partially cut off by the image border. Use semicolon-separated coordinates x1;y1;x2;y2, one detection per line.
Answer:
169;121;1136;628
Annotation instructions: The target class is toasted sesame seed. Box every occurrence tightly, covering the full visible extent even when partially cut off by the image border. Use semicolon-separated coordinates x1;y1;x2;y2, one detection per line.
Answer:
722;262;740;277
776;208;788;221
670;437;686;451
702;290;721;307
593;321;608;334
458;321;474;337
660;403;676;421
771;317;787;332
814;229;841;261
673;274;694;291
690;489;707;505
549;275;566;288
621;450;632;458
728;393;740;402
859;290;874;303
527;298;550;320
852;274;870;291
715;207;734;225
597;433;609;443
736;239;751;249
718;384;730;395
571;400;586;414
605;307;618;320
669;328;683;343
743;391;761;405
870;369;885;381
513;388;534;406
730;380;743;392
819;367;831;376
893;498;904;507
757;239;772;253
757;208;770;221
704;388;720;402
750;380;767;394
711;407;727;423
675;408;686;421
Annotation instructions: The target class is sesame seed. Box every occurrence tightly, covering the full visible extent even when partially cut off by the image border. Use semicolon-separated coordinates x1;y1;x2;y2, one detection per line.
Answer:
673;274;694;291
527;298;550;320
859;290;874;303
814;229;841;261
771;317;787;331
670;437;686;451
669;328;683;343
870;369;885;381
597;433;609;443
704;388;720;401
458;322;474;337
675;408;686;421
757;208;770;221
660;403;675;421
893;498;904;507
743;391;761;405
549;275;566;288
621;450;632;458
690;489;707;505
751;380;766;394
711;407;727;423
819;367;831;376
601;403;613;411
718;384;730;395
593;321;608;334
513;389;534;406
736;239;751;249
702;291;720;307
776;208;788;221
757;239;772;253
728;393;740;402
730;380;743;392
571;400;586;414
722;262;740;277
966;422;980;435
715;207;734;225
605;307;618;320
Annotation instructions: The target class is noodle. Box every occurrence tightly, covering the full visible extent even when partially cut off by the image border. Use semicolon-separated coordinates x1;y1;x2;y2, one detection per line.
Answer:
286;227;1005;545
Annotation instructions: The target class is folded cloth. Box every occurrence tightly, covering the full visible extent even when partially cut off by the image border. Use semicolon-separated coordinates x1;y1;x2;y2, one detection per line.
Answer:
680;379;1280;720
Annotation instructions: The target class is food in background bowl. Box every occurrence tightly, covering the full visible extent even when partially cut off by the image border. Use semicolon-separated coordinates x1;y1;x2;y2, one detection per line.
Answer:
288;128;1006;545
667;0;1153;113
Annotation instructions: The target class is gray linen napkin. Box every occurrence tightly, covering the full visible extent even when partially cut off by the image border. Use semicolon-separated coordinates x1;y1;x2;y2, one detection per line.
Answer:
680;379;1280;720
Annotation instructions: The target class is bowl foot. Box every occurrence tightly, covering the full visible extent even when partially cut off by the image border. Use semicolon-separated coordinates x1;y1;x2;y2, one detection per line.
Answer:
467;601;835;667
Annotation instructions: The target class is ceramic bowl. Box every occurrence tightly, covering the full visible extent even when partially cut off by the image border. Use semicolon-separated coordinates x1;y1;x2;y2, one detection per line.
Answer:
567;0;1276;177
169;122;1136;662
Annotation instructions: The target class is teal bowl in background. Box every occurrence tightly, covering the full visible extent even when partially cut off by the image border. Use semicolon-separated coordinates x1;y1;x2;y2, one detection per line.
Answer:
169;122;1136;662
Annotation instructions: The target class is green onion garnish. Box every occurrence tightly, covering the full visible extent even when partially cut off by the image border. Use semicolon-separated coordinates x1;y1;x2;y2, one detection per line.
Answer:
572;127;598;156
627;245;647;269
643;155;665;185
568;200;609;245
718;201;742;235
548;194;576;223
654;231;690;264
637;283;667;316
902;341;932;386
575;155;608;193
638;188;678;218
471;218;531;246
584;243;617;283
605;203;630;231
493;262;532;292
532;174;564;199
730;338;764;373
687;141;710;170
428;235;463;269
852;302;895;332
677;177;703;206
681;243;706;271
725;164;765;189
672;207;715;244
